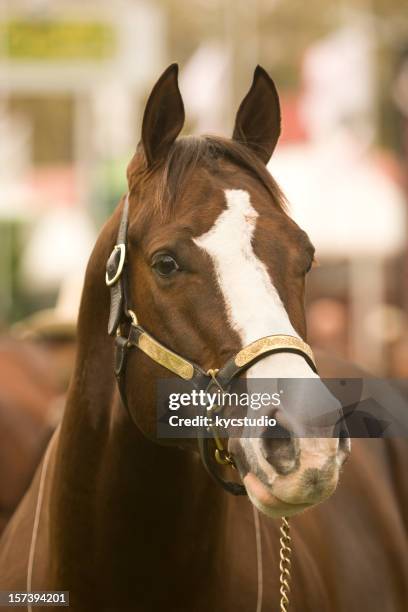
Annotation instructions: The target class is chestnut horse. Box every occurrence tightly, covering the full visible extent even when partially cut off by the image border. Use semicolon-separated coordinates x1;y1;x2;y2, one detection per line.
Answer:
0;65;406;611
0;335;74;535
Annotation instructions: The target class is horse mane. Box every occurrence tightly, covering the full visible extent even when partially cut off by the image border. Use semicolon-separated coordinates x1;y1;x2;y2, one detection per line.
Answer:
134;135;288;219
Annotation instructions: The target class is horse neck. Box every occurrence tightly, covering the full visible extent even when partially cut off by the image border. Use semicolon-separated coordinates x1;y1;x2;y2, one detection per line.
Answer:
49;229;224;590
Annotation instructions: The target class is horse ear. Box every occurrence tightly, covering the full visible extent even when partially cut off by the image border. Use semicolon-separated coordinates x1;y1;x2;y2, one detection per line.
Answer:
141;63;185;166
232;65;281;164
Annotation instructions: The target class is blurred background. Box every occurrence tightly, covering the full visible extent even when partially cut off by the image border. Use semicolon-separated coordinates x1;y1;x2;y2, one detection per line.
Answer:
1;0;408;529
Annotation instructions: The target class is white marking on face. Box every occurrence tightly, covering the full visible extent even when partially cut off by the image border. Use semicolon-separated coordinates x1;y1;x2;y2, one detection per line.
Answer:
194;189;347;509
193;188;315;378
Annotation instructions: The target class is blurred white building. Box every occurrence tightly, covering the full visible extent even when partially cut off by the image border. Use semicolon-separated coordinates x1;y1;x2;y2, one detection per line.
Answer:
270;25;407;374
0;0;166;319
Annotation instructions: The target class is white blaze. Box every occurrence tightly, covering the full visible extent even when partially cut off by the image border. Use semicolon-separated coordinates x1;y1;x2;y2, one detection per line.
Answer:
193;189;316;378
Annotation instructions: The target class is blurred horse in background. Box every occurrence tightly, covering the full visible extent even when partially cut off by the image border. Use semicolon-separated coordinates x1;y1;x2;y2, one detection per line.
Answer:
0;325;76;534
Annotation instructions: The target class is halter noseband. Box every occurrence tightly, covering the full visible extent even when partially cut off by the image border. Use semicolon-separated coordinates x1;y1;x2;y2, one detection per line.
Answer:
106;195;317;496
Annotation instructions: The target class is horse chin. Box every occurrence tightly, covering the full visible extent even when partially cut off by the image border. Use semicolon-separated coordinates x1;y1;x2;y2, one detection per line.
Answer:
243;472;315;518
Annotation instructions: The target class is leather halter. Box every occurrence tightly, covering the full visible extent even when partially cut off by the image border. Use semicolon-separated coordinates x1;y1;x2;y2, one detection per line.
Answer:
106;195;317;496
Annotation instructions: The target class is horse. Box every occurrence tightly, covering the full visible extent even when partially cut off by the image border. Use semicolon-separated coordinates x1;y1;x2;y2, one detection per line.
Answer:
0;333;74;535
0;64;406;611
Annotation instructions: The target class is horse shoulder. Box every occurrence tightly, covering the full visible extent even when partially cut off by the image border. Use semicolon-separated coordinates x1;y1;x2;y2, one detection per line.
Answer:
0;429;59;593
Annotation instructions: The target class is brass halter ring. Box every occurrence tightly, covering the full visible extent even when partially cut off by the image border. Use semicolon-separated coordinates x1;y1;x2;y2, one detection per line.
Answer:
206;368;236;467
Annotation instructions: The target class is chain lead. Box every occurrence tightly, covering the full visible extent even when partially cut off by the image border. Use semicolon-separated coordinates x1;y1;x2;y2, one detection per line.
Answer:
279;517;292;612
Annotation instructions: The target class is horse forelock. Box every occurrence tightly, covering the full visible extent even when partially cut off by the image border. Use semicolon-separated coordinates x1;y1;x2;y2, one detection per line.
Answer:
126;135;288;223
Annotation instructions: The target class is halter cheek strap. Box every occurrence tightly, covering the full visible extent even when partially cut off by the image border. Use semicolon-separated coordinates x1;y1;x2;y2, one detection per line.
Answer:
106;195;317;497
106;195;130;335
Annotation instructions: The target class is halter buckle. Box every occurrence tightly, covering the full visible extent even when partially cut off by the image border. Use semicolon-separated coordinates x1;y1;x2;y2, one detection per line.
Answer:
105;244;126;286
215;448;236;467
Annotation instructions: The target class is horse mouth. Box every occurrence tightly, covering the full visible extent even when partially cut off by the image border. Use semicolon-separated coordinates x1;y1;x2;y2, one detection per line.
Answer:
243;472;314;518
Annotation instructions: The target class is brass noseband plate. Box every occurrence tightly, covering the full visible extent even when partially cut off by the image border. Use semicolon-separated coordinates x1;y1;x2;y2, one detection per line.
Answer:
138;332;195;380
234;334;316;369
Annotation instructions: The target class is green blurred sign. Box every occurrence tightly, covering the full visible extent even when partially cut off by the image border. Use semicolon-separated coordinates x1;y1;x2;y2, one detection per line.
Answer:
1;20;117;61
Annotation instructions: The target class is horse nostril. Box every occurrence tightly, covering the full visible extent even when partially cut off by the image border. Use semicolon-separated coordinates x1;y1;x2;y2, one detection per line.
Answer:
261;424;298;475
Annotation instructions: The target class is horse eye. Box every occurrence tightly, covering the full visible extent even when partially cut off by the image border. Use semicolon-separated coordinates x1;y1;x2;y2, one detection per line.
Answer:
305;259;313;274
305;256;319;274
152;254;179;277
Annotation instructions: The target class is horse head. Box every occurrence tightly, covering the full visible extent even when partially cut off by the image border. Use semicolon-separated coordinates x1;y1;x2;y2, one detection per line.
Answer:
109;63;350;518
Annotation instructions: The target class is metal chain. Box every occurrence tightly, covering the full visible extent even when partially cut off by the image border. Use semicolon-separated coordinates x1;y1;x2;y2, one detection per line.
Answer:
208;368;293;611
279;517;292;612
